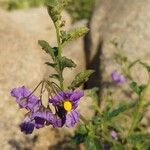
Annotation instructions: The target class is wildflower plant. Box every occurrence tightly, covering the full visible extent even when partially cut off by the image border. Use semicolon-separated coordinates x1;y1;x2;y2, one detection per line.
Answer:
11;0;93;134
10;0;150;149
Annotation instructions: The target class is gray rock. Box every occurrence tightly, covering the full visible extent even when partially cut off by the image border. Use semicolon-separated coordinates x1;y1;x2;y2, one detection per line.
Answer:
86;0;150;125
89;0;150;81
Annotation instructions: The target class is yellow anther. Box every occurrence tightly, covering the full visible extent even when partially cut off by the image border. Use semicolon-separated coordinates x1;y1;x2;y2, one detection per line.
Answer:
63;101;72;111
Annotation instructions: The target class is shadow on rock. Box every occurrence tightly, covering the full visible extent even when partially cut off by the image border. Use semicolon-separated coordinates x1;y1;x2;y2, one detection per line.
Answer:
8;135;38;150
49;135;79;150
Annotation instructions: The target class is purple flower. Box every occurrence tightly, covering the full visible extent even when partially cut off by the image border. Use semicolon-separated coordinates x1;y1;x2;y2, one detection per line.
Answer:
65;110;80;127
49;90;84;127
20;116;35;134
20;108;56;134
11;86;84;134
32;107;55;129
11;86;41;112
111;70;126;84
11;86;58;134
110;130;118;140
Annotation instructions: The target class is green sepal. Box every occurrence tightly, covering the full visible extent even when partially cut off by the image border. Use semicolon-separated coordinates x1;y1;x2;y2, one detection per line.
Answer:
68;70;94;90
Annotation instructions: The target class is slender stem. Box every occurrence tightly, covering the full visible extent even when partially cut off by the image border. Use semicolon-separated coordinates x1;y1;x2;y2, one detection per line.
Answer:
54;22;62;59
26;81;44;98
54;22;64;90
40;81;45;100
80;114;89;124
128;75;150;136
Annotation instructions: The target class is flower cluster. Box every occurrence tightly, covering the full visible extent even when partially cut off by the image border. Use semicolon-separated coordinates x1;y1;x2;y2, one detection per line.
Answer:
11;86;84;134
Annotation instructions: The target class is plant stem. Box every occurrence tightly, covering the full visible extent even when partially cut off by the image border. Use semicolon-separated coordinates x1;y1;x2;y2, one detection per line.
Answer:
54;22;64;90
128;75;150;136
80;114;89;124
55;22;62;59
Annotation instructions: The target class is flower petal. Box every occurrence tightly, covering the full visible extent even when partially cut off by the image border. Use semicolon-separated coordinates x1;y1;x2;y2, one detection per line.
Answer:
65;110;80;127
52;117;63;128
49;91;65;104
20;116;35;134
32;108;56;128
70;90;84;102
11;86;30;99
11;86;41;111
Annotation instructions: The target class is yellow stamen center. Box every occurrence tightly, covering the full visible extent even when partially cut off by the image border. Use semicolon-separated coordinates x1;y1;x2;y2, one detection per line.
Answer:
63;101;72;111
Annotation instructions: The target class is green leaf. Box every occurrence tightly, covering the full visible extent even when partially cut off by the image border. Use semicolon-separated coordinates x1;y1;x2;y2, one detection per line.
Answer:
85;136;102;150
47;1;61;23
128;59;140;69
62;27;89;45
49;74;60;80
45;62;57;68
38;40;55;60
45;0;59;7
72;126;88;145
130;81;144;95
111;144;125;150
77;125;88;135
139;61;150;72
61;0;71;7
46;0;70;23
128;133;150;142
68;70;94;89
60;56;76;70
103;101;136;121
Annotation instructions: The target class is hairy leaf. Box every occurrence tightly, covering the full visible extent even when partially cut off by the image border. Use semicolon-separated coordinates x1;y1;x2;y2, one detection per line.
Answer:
60;56;76;70
62;27;89;45
38;40;55;60
77;125;88;135
68;70;94;89
128;133;150;142
85;136;102;150
72;126;88;145
46;0;70;23
140;61;150;72
45;0;59;7
45;62;57;68
130;81;144;95
111;144;125;150
46;1;61;23
103;101;136;121
49;74;60;80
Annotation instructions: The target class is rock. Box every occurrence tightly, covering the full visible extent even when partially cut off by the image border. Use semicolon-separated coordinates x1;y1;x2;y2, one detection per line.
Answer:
8;7;71;41
89;0;150;84
86;0;150;125
0;7;91;149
